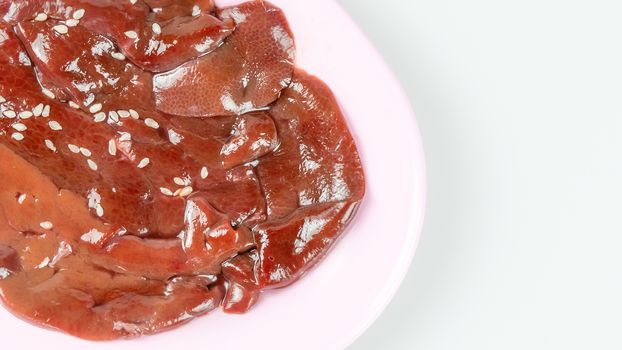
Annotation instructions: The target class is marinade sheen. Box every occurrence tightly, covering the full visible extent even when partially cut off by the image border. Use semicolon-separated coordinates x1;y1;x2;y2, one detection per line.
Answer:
0;0;365;340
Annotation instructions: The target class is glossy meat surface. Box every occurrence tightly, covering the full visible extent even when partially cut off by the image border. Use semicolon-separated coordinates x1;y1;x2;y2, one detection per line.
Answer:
0;0;365;340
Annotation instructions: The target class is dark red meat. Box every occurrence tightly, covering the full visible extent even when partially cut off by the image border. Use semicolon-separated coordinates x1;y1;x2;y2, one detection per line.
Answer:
0;0;365;340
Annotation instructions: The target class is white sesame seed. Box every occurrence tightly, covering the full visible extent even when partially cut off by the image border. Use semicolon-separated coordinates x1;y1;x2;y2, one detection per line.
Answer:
18;111;33;119
108;139;117;156
32;103;44;116
201;167;208;179
108;111;119;122
144;118;159;129
3;110;16;118
152;23;161;35
84;94;94;106
68;144;80;153
34;13;48;22
111;52;126;60
11;132;24;141
0;95;5;103
130;0;137;4
45;139;56;152
118;110;130;118
178;186;193;197
173;188;181;196
42;105;50;117
89;103;102;113
69;101;80;109
94;112;106;122
124;30;138;39
87;159;98;171
129;109;139;119
173;177;185;186
12;123;27;131
17;193;27;204
48;120;62;130
40;221;53;230
42;89;55;99
160;187;173;196
79;147;91;157
73;9;85;20
118;132;132;141
137;158;150;169
192;5;200;16
65;19;79;27
96;205;104;217
53;24;68;34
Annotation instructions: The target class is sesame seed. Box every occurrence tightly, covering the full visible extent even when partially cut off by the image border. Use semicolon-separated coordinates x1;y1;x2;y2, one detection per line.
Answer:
130;0;137;4
137;158;150;169
173;188;181;196
192;5;200;16
111;52;126;60
96;205;104;217
87;159;98;171
73;9;85;20
129;109;139;119
160;187;173;196
34;13;48;22
3;110;16;118
12;123;27;131
79;147;92;157
118;132;132;141
19;111;33;119
84;94;94;106
144;118;159;129
42;105;50;117
17;193;27;204
11;132;24;141
68;144;80;153
48;120;62;130
69;101;80;109
178;186;193;197
108;139;117;156
45;139;56;152
93;112;106;122
0;95;5;103
118;110;130;118
124;30;138;39
152;23;161;35
89;103;102;113
201;167;208;179
173;177;185;186
42;88;55;99
40;221;53;230
65;19;79;27
108;111;119;122
32;103;44;116
53;24;69;34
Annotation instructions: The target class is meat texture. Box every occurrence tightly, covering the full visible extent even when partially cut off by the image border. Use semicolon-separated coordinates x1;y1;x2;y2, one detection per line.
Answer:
0;0;365;340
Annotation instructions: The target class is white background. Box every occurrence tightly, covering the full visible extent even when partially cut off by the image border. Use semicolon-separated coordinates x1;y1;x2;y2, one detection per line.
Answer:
341;0;622;349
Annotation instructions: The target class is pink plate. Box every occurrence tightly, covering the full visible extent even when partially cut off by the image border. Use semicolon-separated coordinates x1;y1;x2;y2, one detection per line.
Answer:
0;0;426;348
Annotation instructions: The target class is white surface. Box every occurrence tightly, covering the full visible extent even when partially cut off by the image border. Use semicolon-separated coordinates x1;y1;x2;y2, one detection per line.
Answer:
343;0;622;349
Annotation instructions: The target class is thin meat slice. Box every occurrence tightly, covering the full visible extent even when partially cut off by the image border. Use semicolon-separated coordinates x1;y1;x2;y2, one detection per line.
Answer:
250;69;365;289
93;196;254;279
257;69;365;219
154;1;295;117
3;0;233;72
166;111;279;169
1;267;222;340
221;250;261;314
15;19;154;114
